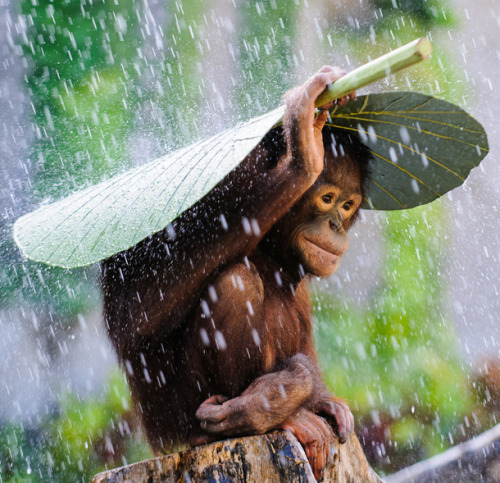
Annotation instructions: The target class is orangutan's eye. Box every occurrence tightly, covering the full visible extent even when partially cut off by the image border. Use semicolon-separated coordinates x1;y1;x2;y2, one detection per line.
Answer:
342;201;354;211
322;194;333;204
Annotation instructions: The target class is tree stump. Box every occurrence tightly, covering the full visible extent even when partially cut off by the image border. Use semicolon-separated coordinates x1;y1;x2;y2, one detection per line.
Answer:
93;430;381;482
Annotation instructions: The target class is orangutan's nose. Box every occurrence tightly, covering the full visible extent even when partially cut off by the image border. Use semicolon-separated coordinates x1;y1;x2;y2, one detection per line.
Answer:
329;216;342;232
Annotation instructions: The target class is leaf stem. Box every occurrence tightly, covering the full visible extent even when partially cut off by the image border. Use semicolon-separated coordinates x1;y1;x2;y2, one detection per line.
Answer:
315;37;432;107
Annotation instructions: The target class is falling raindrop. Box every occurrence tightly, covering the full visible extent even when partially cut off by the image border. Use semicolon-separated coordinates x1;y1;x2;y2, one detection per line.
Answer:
367;126;377;143
399;126;410;144
389;146;398;163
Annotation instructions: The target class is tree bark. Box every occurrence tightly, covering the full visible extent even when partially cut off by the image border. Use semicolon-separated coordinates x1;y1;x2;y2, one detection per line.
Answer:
93;430;381;482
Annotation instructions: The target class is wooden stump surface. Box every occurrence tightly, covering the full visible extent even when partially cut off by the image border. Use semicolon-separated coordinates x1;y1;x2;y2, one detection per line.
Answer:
93;430;381;482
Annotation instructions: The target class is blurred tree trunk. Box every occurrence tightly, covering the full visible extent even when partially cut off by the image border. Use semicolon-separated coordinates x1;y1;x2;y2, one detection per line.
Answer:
386;423;500;483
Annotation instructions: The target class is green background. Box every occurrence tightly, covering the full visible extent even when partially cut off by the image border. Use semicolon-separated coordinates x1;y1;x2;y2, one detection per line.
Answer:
1;0;499;481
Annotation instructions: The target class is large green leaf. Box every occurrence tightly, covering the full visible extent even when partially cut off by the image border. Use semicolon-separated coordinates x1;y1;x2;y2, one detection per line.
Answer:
13;106;285;268
327;92;489;210
13;92;488;268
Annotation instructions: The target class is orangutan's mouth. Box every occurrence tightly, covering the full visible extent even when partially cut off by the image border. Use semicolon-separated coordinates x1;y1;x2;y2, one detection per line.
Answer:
303;237;340;260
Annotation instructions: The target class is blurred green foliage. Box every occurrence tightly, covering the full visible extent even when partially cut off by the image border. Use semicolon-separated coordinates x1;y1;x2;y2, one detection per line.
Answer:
314;203;476;471
0;372;151;483
22;0;142;196
373;0;454;26
235;0;298;115
1;263;100;320
1;0;143;315
309;0;483;474
1;0;495;480
146;0;211;148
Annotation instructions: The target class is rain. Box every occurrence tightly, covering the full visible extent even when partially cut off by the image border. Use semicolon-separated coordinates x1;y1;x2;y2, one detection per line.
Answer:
1;0;500;481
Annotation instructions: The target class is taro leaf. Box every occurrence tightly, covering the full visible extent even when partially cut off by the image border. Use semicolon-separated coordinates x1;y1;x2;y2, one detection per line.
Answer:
14;92;488;269
13;106;285;268
326;92;489;210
